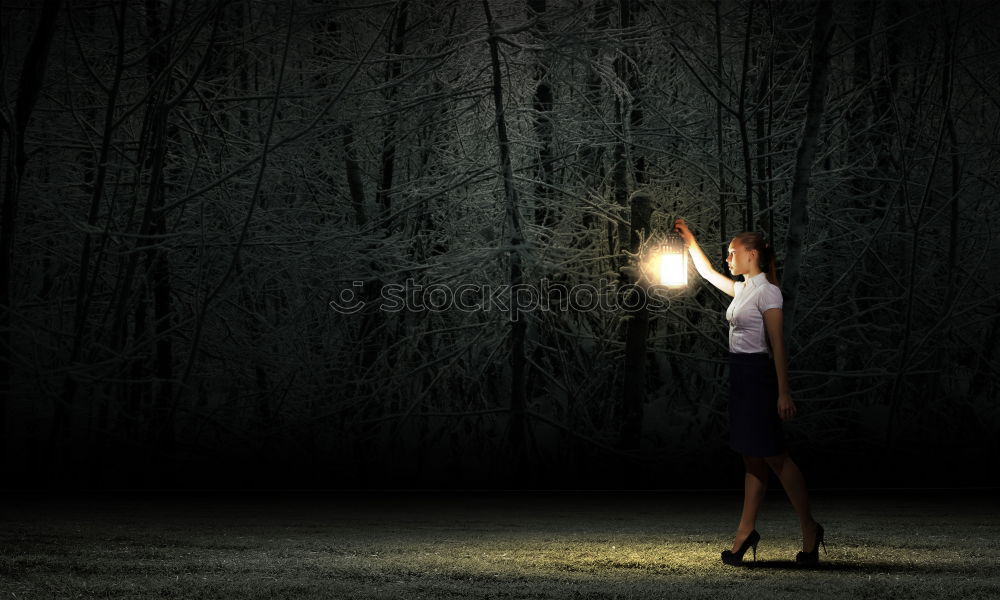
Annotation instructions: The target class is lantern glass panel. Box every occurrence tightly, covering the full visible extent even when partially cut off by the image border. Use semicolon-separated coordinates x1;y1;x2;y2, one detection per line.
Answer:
657;233;688;288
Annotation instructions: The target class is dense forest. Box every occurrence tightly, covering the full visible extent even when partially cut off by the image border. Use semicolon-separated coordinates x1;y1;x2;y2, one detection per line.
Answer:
2;0;998;489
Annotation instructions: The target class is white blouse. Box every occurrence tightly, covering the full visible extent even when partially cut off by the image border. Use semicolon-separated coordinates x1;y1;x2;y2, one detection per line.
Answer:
726;272;783;354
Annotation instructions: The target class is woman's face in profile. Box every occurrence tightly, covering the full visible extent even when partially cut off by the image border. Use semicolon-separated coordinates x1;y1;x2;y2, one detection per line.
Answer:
726;242;756;276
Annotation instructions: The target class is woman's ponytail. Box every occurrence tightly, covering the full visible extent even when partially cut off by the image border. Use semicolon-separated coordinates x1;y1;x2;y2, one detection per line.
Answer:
761;240;778;285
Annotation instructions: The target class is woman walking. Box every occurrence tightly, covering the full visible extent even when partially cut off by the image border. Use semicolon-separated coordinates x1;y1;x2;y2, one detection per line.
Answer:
673;219;824;566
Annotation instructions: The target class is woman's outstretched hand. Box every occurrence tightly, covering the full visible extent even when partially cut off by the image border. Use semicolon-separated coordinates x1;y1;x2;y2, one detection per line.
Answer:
674;218;694;246
778;392;797;420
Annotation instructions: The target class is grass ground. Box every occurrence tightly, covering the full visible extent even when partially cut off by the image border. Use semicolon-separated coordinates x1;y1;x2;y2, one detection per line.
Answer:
1;490;997;599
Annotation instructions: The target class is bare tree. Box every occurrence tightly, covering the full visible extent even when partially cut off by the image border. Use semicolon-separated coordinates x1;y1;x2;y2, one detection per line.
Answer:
0;0;63;464
782;0;834;338
484;0;528;474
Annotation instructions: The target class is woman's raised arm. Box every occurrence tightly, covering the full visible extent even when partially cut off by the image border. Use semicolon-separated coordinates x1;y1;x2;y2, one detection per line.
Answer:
674;219;735;297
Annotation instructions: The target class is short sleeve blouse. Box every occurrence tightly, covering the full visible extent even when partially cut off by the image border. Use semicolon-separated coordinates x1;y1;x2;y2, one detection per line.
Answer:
725;272;783;354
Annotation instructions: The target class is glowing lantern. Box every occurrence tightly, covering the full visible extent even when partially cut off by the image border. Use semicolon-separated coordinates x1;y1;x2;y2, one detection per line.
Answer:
654;232;688;288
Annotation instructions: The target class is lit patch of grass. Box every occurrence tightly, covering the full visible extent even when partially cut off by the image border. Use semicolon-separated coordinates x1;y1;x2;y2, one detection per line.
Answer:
1;492;997;599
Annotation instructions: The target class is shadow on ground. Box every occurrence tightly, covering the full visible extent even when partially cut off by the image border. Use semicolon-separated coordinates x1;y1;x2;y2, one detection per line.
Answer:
741;560;977;575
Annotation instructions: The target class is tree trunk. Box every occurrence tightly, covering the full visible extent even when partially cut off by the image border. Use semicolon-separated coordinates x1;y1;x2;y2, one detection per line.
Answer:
620;191;651;452
142;0;177;481
579;0;612;232
3;0;64;466
375;0;409;229
753;43;773;238
613;0;643;259
612;135;629;256
714;0;728;259
529;0;557;232
886;0;959;443
782;0;834;338
343;124;368;228
66;0;128;472
484;0;528;478
621;0;645;186
738;0;755;232
940;1;961;311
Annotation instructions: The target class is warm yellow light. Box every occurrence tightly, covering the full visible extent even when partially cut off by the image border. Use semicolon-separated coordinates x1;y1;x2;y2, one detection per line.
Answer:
657;251;688;288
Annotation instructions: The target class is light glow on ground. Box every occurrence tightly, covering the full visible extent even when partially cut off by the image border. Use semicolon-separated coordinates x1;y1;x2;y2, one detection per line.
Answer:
1;491;996;599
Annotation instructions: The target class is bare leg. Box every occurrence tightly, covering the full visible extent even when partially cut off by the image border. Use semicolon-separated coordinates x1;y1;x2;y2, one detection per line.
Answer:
765;453;818;551
732;455;768;553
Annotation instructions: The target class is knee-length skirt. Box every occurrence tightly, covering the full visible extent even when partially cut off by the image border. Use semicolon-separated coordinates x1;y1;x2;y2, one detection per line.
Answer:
728;352;785;457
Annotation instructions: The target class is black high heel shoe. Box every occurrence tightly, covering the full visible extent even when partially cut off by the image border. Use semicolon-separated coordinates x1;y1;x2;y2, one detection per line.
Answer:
721;530;760;565
795;523;825;564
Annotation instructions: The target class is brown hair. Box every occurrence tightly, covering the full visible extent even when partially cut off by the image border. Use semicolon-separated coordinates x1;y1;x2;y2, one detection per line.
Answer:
732;232;778;285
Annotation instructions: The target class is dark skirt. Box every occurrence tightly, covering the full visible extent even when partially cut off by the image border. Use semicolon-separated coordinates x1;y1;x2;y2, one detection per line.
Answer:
728;352;785;457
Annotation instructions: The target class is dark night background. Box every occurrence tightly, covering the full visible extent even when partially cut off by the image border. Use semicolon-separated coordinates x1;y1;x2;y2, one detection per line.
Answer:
2;0;999;492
